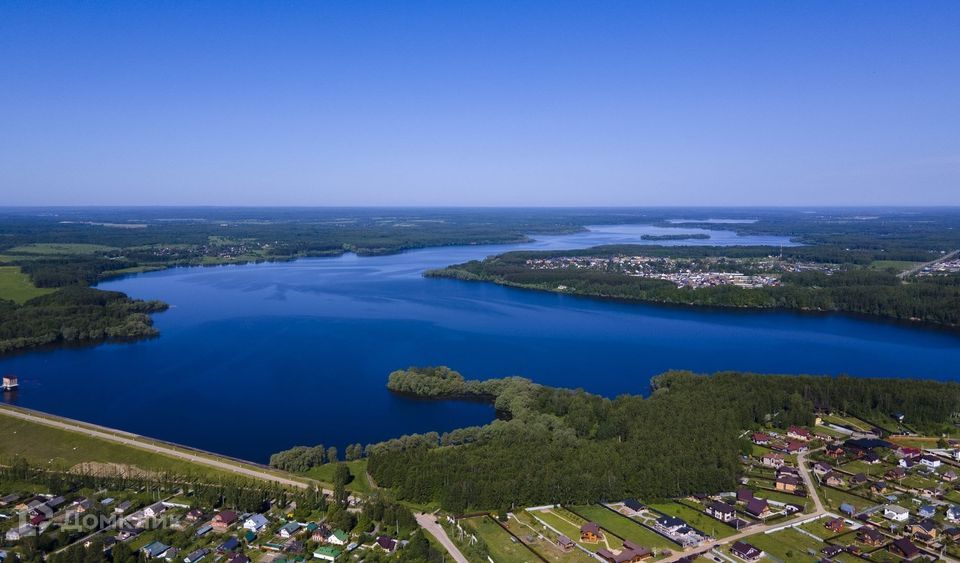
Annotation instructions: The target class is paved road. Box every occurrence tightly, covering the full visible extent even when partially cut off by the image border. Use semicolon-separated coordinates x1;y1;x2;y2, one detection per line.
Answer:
416;513;470;563
899;249;959;278
0;405;312;490
659;447;827;562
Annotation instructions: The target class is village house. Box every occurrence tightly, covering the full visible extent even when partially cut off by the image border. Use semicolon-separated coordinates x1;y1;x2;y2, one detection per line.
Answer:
279;522;300;539
730;541;764;562
896;446;922;458
943;470;958;482
745;498;771;519
947;506;960;522
858;526;885;547
141;541;171;559
918;505;936;518
217;537;240;553
186;509;204;522
580;522;603;543
825;517;844;533
751;432;771;446
184;548;209;563
823;472;845;487
909;519;938;541
784;441;808;454
706;502;736;523
760;452;784;468
787;426;812;441
557;535;576;552
376;536;398;553
886;467;907;480
211;510;238;532
597;541;652;563
888;538;921;560
850;473;868;487
243;514;269;533
871;481;888;494
919;454;941;469
839;503;856;517
736;488;754;504
775;475;800;493
326;529;348;546
899;457;918;469
883;504;910;522
313;547;341;562
143;502;167;519
813;462;832;476
622;499;644;515
824;444;844;459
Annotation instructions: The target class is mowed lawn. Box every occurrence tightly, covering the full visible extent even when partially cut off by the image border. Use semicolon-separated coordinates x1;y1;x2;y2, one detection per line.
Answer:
648;501;738;538
566;505;673;549
742;527;825;560
0;411;236;480
532;509;624;552
462;516;540;563
0;266;55;304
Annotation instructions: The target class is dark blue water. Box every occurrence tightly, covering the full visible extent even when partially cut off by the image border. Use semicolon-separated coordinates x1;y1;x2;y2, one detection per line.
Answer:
2;224;959;462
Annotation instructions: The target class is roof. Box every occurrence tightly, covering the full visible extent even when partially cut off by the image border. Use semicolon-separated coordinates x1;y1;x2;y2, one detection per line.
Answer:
580;522;601;534
329;529;348;541
745;498;768;516
215;510;238;524
623;498;643;511
557;534;575;547
376;536;397;550
245;514;269;527
891;538;919;557
731;541;762;559
313;546;342;557
281;522;301;533
656;516;685;528
885;504;909;514
709;501;735;514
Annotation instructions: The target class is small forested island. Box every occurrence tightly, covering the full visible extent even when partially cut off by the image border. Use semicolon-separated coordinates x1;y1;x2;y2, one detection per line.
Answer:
639;233;710;241
427;244;960;326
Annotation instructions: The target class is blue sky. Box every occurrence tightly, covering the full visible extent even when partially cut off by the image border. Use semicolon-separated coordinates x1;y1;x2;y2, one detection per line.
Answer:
1;1;958;206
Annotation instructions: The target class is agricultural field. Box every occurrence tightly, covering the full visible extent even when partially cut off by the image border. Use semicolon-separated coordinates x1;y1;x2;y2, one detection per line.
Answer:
461;516;541;563
566;505;674;550
0;265;55;303
7;243;119;255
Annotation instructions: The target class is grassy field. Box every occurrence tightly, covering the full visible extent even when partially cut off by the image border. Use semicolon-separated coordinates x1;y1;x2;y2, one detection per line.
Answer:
7;243;119;255
461;516;541;563
531;508;624;553
817;484;872;512
566;505;674;549
648;501;738;538
0;266;55;303
305;459;372;492
743;527;825;560
869;260;921;272
0;410;242;480
505;512;595;563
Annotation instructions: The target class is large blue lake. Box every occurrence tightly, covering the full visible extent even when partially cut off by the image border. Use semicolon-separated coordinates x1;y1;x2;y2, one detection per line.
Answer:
2;224;959;462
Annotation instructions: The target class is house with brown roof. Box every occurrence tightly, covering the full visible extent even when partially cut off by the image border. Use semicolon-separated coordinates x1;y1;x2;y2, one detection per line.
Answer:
212;510;238;532
736;488;754;504
888;538;921;560
760;452;784;468
557;535;575;552
824;517;844;533
745;498;771;519
858;526;885;547
730;541;763;561
787;426;813;441
823;472;845;487
580;522;603;543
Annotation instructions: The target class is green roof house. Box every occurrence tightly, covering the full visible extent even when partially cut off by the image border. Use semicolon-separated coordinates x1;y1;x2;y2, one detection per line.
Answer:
313;546;341;562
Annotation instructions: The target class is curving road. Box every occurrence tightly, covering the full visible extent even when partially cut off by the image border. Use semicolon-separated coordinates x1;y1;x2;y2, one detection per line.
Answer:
416;512;470;563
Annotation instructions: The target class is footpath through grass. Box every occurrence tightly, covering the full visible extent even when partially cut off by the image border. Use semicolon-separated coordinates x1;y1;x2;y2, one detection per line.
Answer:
0;266;55;304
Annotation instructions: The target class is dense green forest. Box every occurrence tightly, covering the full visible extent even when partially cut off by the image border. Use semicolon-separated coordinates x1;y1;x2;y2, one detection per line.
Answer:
429;246;960;326
271;367;960;513
0;287;167;353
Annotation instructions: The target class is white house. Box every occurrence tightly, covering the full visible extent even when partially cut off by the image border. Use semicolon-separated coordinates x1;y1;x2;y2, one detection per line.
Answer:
279;522;300;539
946;505;960;522
144;502;167;518
243;514;269;533
4;525;35;542
920;454;941;469
884;504;910;522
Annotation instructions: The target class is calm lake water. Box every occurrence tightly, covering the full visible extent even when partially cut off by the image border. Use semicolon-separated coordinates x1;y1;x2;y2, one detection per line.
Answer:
2;224;959;462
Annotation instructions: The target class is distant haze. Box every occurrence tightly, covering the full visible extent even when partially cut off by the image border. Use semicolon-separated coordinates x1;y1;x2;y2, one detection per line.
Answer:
1;1;958;206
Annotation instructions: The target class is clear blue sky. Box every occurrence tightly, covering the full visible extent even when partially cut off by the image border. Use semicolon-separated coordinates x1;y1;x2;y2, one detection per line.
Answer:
1;1;958;206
